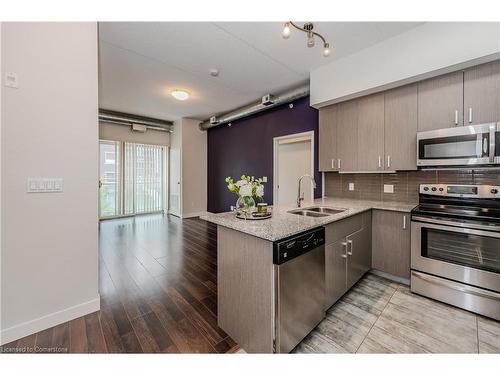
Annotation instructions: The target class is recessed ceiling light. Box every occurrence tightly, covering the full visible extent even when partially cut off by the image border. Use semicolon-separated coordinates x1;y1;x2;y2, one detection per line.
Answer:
171;90;190;101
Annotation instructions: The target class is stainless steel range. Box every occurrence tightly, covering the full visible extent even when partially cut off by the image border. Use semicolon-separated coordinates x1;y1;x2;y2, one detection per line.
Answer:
411;184;500;320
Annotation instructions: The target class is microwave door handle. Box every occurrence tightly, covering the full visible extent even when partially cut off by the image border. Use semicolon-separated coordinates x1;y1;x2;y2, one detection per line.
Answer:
477;135;482;158
489;125;495;163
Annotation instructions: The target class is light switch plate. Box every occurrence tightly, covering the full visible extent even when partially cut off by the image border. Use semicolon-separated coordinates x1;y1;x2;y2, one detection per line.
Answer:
383;184;394;194
27;178;63;193
4;72;19;88
348;182;355;191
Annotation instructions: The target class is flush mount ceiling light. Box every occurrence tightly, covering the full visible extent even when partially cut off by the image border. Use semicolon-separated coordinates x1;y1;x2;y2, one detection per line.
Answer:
171;89;190;101
282;22;331;57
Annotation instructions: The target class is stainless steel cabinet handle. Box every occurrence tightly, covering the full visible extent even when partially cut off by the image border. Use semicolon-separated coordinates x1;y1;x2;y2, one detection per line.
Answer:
403;215;407;229
387;155;391;168
341;242;348;258
347;239;353;256
454;110;458;125
469;107;473;123
378;155;382;168
338;159;341;170
331;159;335;169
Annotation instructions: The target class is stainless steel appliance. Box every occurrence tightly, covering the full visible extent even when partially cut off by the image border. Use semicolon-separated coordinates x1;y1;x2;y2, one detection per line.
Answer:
273;227;325;353
411;184;500;320
417;123;499;167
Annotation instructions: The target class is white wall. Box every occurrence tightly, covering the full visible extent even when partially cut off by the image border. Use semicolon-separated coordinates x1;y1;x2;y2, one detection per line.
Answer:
168;120;182;217
311;22;500;108
0;21;3;344
181;118;207;218
168;118;207;218
1;23;99;344
99;121;171;146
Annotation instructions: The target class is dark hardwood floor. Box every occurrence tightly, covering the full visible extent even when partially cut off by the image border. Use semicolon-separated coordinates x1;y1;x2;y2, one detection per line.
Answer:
1;215;239;353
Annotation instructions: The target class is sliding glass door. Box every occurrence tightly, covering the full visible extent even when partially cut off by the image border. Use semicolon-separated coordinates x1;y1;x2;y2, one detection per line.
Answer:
124;143;166;215
99;140;121;218
99;140;167;219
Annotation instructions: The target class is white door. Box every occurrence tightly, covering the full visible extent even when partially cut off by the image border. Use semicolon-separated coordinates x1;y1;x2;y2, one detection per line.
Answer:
276;137;313;206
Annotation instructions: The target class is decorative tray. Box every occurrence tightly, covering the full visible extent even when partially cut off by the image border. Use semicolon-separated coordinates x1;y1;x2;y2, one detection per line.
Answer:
235;211;272;220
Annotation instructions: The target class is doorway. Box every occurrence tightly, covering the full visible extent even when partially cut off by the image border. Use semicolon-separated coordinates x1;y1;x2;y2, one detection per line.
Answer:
273;131;315;206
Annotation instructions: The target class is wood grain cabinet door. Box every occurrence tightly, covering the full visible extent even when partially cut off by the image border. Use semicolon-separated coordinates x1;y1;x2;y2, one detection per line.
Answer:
372;210;411;279
417;71;464;131
384;84;418;171
346;225;372;290
357;93;385;172
464;60;500;125
325;240;348;308
336;100;358;172
318;105;338;171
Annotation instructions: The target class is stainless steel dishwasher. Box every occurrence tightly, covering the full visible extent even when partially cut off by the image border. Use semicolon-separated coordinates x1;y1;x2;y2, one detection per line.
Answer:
273;227;325;353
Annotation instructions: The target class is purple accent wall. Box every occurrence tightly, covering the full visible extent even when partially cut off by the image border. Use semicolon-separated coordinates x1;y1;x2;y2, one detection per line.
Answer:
207;96;320;213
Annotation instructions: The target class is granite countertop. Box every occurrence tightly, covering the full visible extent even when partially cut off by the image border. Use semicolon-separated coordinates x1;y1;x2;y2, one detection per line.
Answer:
200;197;417;242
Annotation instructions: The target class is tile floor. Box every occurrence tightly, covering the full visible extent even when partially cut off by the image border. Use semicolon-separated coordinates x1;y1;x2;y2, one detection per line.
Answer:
293;273;500;353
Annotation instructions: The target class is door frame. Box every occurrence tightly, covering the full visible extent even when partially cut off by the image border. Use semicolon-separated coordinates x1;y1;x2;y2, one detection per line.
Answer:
273;131;315;206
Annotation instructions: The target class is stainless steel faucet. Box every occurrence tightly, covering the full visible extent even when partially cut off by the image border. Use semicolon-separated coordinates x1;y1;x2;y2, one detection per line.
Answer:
297;174;317;207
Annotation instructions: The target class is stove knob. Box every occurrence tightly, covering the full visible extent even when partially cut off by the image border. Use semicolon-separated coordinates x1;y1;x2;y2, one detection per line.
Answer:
491;188;498;194
431;187;437;192
439;187;444;192
423;187;429;191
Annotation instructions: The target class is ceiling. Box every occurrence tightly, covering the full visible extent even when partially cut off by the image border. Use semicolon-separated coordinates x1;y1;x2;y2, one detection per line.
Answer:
98;22;423;121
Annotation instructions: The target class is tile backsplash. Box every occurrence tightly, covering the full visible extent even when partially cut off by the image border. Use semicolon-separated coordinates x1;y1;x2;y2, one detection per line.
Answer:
324;169;500;204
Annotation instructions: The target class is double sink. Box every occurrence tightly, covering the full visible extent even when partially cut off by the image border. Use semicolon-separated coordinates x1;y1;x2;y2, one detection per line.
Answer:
288;206;345;218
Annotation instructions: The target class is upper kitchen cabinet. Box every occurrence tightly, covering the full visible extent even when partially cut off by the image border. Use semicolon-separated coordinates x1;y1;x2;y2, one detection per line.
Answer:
336;100;358;172
318;105;338;172
417;71;464;131
357;93;385;172
464;60;500;125
384;84;418;171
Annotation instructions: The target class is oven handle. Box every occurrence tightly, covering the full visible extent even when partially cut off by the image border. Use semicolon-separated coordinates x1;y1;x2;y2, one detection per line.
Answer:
412;215;500;234
412;271;500;302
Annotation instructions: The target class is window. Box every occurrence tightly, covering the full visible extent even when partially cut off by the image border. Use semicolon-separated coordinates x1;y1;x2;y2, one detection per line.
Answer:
99;140;168;218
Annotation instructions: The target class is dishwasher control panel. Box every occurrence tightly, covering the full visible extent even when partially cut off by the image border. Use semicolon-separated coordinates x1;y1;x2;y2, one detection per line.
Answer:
273;227;325;265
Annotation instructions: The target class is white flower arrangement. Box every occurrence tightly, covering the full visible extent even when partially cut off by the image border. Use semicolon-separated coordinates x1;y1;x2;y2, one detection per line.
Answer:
225;175;267;203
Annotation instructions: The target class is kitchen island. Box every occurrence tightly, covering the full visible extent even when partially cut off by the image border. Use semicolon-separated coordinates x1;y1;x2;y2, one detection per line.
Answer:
200;197;416;353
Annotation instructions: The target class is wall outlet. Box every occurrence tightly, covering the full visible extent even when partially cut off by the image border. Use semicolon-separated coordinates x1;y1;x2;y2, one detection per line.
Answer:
383;184;394;194
348;182;355;191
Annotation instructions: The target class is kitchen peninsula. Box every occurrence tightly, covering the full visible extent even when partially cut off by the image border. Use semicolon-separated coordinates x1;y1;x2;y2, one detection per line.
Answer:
201;197;415;353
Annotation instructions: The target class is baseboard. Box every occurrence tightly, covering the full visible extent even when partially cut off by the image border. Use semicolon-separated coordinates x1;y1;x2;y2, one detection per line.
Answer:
370;269;410;286
0;296;100;346
181;212;204;219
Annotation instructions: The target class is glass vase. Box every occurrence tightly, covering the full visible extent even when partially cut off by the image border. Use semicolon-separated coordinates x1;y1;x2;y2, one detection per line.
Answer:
235;196;256;217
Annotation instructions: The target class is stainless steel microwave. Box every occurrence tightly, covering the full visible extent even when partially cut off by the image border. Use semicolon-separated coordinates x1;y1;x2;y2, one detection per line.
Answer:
417;123;500;167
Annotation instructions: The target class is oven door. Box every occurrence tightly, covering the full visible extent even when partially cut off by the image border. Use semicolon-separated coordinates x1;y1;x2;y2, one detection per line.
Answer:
411;216;500;292
417;123;496;167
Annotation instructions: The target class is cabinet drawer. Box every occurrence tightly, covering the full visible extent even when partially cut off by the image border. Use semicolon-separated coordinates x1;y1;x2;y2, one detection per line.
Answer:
325;212;364;244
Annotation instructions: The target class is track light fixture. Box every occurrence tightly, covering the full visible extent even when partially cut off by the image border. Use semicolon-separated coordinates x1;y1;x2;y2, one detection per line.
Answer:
282;22;331;57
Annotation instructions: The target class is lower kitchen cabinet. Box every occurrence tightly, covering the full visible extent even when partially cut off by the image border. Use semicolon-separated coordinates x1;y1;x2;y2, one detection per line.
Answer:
372;210;411;279
325;211;372;308
347;213;372;289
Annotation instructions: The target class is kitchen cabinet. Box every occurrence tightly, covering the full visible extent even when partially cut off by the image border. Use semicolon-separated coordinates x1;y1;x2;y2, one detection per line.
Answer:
372;210;411;279
325;240;348;306
325;211;371;308
417;71;464;131
357;93;385;171
384;84;418;171
346;213;372;289
464;60;500;125
318;105;338;171
336;100;358;172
